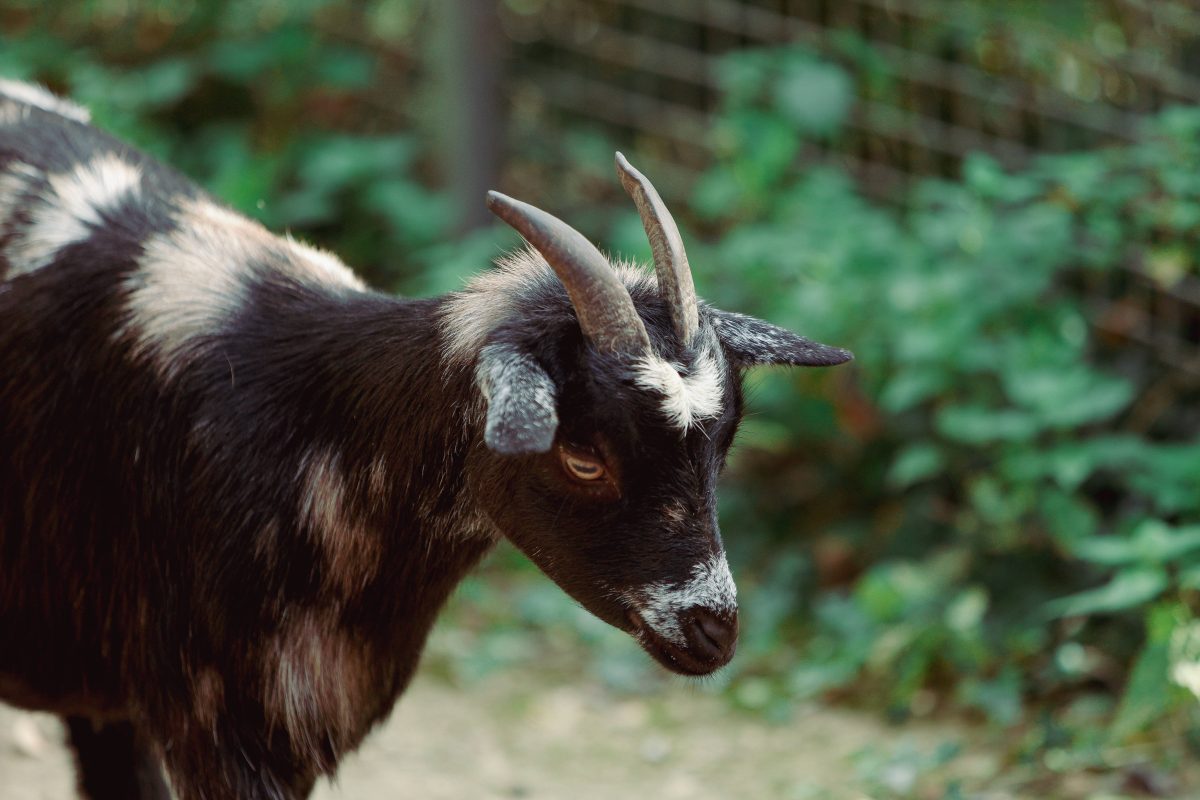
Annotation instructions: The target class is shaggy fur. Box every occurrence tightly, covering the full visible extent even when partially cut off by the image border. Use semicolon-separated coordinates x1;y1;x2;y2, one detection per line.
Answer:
0;81;851;799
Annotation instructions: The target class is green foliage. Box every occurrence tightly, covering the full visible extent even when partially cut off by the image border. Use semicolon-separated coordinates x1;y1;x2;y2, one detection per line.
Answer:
691;45;1200;776
0;0;453;290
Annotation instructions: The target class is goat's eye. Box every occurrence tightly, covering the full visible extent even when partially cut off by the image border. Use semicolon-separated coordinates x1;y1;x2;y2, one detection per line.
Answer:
561;450;606;482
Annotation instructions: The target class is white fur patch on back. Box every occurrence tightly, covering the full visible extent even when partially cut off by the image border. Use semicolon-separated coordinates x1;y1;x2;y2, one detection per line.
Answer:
118;198;364;379
5;154;141;277
188;201;365;291
118;198;259;379
628;554;737;646
0;78;90;123
284;232;366;291
633;344;725;430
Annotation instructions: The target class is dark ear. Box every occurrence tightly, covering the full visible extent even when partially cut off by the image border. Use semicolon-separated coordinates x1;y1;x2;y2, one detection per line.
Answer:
476;343;559;455
710;310;853;368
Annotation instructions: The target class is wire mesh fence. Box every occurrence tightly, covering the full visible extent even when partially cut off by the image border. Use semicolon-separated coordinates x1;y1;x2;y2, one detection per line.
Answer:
502;0;1200;382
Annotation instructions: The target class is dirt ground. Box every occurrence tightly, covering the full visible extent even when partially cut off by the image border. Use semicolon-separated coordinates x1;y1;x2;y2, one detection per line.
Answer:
1;669;1003;800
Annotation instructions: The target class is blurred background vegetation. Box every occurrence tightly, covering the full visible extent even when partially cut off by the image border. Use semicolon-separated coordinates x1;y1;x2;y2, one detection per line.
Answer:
3;0;1199;796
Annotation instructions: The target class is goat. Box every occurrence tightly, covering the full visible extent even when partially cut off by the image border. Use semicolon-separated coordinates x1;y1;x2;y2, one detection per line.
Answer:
0;79;852;799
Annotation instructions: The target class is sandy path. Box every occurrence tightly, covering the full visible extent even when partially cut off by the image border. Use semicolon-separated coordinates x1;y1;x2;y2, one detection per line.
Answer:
0;671;988;800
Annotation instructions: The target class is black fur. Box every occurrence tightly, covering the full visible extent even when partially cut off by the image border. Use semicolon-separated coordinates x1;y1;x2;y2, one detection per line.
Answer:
65;717;172;800
0;84;851;799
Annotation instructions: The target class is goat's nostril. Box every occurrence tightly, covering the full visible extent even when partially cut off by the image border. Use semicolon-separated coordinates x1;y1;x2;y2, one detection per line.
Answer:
688;607;738;661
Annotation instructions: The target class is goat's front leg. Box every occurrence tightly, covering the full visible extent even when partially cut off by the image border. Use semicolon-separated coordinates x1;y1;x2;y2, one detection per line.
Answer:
64;716;171;800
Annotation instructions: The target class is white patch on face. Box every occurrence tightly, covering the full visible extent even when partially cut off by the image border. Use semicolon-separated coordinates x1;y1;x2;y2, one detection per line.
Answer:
439;245;658;366
627;554;737;646
5;154;141;277
443;245;723;428
632;344;725;430
0;78;90;123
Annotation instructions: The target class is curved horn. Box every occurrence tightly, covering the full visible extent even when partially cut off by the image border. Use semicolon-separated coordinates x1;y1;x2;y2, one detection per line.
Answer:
486;190;650;355
615;152;699;346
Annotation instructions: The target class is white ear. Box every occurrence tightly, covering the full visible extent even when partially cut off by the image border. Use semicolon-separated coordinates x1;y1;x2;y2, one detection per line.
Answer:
710;310;853;368
476;343;559;455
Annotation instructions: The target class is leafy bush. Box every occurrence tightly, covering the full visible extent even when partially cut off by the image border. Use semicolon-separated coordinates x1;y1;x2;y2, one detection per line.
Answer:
684;45;1200;762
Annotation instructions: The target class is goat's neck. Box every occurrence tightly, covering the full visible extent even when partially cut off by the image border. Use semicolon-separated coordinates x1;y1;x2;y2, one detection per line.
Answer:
274;290;495;687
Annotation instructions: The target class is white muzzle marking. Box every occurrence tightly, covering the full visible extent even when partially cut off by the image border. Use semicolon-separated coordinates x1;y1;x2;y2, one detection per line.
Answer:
626;554;737;646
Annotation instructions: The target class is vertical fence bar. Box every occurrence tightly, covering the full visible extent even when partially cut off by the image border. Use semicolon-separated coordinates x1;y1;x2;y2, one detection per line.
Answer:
432;0;505;233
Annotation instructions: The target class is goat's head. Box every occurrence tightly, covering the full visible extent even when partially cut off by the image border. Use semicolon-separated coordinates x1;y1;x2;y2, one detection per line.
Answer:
455;154;852;676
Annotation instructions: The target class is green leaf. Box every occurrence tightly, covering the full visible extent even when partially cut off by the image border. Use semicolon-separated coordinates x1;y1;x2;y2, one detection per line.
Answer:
1076;521;1200;568
959;667;1023;727
300;136;417;193
771;57;853;138
1179;564;1200;591
879;370;948;413
1111;604;1185;739
1131;520;1200;564
719;110;801;190
1003;366;1134;428
714;49;772;105
364;181;450;244
117;58;198;110
1037;489;1099;546
963;153;1043;203
887;444;944;489
969;476;1030;526
1132;443;1200;515
314;48;376;88
945;587;988;633
692;169;746;221
935;405;1040;445
1045;568;1169;618
1071;535;1140;567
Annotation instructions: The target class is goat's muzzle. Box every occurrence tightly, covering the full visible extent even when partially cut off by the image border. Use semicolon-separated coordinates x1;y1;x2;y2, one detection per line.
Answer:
628;606;739;676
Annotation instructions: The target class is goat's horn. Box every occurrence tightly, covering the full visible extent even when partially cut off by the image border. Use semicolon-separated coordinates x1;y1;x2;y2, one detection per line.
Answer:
487;190;651;355
615;152;699;346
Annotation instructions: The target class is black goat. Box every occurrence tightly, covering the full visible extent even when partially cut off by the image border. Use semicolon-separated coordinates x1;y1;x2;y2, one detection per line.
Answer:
0;80;852;799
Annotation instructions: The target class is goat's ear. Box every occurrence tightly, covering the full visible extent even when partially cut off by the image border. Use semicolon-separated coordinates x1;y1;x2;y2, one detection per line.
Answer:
710;310;854;368
476;344;559;455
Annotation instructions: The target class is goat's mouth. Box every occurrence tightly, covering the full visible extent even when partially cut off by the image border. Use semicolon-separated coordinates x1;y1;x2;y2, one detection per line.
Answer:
626;608;738;677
